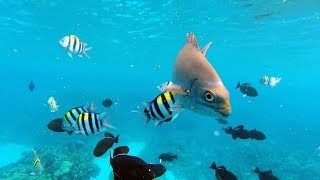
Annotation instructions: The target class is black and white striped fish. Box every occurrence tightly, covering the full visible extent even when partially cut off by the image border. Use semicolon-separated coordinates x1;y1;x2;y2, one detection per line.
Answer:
59;35;92;59
74;111;116;136
62;103;95;135
133;91;184;126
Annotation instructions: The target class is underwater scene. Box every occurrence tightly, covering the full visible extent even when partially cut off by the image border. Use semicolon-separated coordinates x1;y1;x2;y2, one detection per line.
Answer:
0;0;319;179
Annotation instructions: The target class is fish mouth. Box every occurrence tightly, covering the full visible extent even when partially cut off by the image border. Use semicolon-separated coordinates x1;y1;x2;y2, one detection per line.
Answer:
214;106;231;117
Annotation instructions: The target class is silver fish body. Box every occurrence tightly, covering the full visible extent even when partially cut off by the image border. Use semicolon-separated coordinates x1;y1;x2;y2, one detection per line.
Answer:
172;33;231;117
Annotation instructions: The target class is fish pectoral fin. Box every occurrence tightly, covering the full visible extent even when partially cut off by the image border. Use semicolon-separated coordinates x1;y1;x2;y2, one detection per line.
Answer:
67;52;73;59
169;104;184;112
186;33;200;50
201;42;213;56
78;54;83;58
158;83;189;96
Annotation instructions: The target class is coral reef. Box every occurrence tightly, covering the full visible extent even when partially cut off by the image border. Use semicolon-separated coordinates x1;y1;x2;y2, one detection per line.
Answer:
0;142;99;180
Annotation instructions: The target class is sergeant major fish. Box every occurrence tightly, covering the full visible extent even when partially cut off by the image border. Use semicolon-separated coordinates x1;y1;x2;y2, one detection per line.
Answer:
75;111;116;136
132;91;184;126
31;149;44;175
61;103;96;135
59;35;92;59
161;33;231;118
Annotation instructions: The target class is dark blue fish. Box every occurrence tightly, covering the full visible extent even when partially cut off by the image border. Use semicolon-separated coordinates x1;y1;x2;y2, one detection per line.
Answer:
253;167;279;180
223;125;251;140
29;81;35;92
210;162;238;180
110;146;166;180
93;132;119;157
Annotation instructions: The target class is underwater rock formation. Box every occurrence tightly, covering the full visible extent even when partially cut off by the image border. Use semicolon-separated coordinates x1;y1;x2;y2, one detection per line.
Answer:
0;142;100;180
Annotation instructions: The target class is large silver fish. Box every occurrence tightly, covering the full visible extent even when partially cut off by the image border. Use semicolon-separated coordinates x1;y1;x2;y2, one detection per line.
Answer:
162;33;231;117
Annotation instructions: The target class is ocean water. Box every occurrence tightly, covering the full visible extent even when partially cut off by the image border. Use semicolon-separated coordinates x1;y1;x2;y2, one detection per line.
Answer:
0;0;320;179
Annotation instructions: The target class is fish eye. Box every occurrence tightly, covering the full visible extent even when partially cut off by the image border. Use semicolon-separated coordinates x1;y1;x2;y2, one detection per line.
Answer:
204;91;215;102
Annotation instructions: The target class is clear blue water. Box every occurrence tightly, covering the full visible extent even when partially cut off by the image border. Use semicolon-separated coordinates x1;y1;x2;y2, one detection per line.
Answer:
1;0;320;179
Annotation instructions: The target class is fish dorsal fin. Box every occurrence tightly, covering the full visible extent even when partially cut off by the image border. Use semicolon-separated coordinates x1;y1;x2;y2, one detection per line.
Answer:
210;162;217;170
266;170;272;174
113;146;129;157
235;125;244;129
104;132;114;139
242;83;251;86
186;33;200;50
201;42;213;56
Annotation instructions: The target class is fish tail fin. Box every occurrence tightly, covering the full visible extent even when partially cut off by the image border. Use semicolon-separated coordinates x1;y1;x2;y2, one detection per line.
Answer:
253;167;260;173
236;82;241;89
67;130;73;135
32;149;37;157
210;162;218;170
131;110;151;126
114;135;120;143
83;46;92;59
100;110;117;130
174;154;178;159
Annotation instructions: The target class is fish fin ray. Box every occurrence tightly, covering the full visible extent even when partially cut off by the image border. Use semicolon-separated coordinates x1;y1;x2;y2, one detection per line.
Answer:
201;42;213;56
186;33;199;49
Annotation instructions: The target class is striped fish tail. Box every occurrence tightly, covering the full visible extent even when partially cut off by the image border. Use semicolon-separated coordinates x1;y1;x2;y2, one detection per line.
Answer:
83;45;92;59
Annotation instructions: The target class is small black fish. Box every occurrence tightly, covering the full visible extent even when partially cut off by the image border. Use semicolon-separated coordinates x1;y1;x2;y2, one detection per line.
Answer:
29;81;35;92
255;13;273;20
210;162;238;180
216;118;228;125
249;129;266;140
236;82;258;97
102;98;113;108
110;146;166;180
93;132;119;157
47;118;67;132
243;3;253;7
159;153;177;162
253;167;279;180
223;125;251;140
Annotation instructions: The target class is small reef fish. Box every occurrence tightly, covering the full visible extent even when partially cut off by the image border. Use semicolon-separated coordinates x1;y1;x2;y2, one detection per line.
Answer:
157;81;189;96
102;98;113;108
255;12;273;20
249;129;266;140
61;103;96;134
31;149;43;175
132;91;184;126
93;132;119;157
235;82;258;97
47;118;66;132
210;162;238;180
29;81;35;92
74;111;116;136
47;96;59;112
110;146;166;180
215;118;228;125
223;125;251;140
158;153;177;163
59;35;92;59
253;167;279;180
260;76;281;87
170;33;231;118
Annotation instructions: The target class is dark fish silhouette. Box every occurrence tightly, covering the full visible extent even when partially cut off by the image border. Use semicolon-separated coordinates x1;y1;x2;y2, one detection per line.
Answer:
223;125;251;140
102;98;113;108
249;129;266;140
93;132;119;157
216;118;228;125
110;146;166;180
159;153;177;162
243;3;253;7
47;118;66;132
236;82;258;97
29;81;35;92
255;13;273;20
210;162;238;180
253;167;279;180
